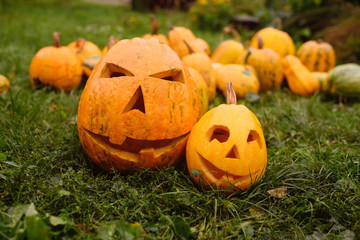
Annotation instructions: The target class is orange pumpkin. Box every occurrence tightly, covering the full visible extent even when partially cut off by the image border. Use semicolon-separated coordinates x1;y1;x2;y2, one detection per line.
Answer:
250;27;295;57
68;38;102;76
0;74;10;94
282;55;320;96
77;38;202;172
296;40;336;72
142;15;169;45
187;67;208;115
237;37;283;92
168;26;205;58
187;82;267;191
214;64;259;98
29;32;82;91
181;40;217;102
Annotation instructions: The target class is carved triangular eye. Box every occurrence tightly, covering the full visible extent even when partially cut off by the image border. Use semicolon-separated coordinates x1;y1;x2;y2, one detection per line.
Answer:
100;63;134;78
206;126;230;143
150;69;184;83
247;130;262;149
122;86;145;114
226;145;239;159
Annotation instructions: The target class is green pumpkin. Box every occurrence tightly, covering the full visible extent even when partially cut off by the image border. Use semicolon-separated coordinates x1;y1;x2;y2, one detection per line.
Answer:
326;63;360;98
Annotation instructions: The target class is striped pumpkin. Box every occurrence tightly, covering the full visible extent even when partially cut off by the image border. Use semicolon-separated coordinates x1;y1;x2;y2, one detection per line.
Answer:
296;40;336;72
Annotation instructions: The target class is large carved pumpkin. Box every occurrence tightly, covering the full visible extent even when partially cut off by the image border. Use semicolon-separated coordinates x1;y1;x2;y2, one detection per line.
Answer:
29;32;82;91
77;38;202;172
187;82;267;191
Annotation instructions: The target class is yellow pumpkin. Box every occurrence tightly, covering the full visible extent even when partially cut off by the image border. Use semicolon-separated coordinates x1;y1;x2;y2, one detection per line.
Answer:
214;64;259;98
237;38;283;92
250;27;295;57
296;40;336;72
0;74;10;94
186;82;267;191
29;32;82;91
282;55;320;96
211;40;244;64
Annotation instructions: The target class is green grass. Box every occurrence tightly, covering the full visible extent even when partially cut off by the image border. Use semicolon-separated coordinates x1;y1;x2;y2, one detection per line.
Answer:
0;1;359;239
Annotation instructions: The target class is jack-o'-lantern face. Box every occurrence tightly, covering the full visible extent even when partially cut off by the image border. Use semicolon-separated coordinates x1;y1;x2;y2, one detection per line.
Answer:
77;38;202;172
186;83;267;191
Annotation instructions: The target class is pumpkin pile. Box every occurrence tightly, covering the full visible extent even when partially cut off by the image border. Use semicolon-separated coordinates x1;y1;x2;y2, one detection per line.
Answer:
27;17;360;193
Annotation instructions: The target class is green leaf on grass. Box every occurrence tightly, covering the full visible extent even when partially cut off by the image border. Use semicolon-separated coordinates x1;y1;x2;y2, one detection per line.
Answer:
170;216;191;240
0;153;6;161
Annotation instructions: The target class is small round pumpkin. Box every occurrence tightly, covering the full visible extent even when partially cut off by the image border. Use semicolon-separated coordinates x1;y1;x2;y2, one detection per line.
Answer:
77;38;202;172
168;26;205;58
68;38;102;76
214;64;259;98
181;40;216;102
186;82;267;191
211;39;244;64
250;27;295;57
296;40;336;72
29;32;82;91
142;15;169;45
0;74;10;94
237;37;283;92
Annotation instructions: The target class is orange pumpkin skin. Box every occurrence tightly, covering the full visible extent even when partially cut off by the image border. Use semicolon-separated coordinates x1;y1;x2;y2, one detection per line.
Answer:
282;55;320;96
29;32;82;91
237;47;283;92
195;38;211;56
77;38;202;172
188;67;209;115
214;64;259;98
250;27;295;57
296;40;336;72
182;52;216;102
186;100;267;191
0;74;10;94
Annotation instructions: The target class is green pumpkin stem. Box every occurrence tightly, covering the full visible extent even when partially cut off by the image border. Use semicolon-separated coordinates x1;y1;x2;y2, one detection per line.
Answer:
183;39;195;54
223;24;241;42
150;15;159;35
226;81;237;104
53;32;60;48
256;35;263;49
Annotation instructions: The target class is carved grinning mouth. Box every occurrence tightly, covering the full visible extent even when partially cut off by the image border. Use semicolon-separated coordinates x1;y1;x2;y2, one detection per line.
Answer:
197;153;261;185
84;129;188;161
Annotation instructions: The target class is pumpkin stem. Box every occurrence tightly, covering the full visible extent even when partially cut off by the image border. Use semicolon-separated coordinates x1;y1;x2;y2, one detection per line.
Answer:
226;81;237;104
183;39;195;54
244;49;252;64
107;36;118;50
256;35;263;49
53;32;60;48
150;15;159;35
223;24;241;42
76;38;86;53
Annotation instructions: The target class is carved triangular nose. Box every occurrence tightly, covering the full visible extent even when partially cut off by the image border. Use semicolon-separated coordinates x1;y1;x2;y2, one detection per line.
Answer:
226;145;239;159
122;86;145;114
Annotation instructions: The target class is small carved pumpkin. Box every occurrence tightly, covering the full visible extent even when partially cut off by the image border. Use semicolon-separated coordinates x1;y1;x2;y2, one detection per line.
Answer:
142;15;169;45
214;64;259;98
77;38;202;172
237;37;283;92
181;40;216;102
250;27;295;57
0;74;10;94
29;32;82;91
187;82;267;191
296;40;336;72
282;55;320;96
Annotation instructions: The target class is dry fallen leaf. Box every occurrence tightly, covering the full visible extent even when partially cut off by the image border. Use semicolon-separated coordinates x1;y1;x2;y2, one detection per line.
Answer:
249;206;266;220
267;187;288;199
